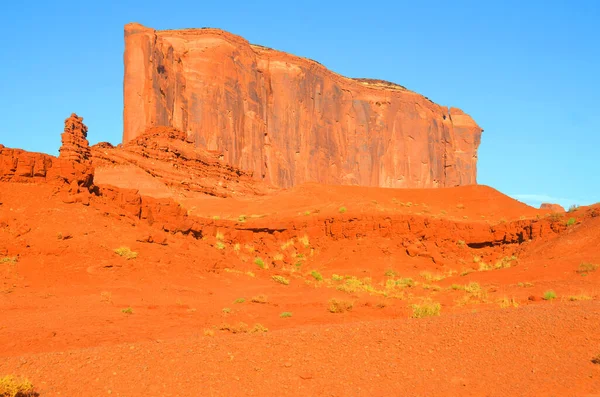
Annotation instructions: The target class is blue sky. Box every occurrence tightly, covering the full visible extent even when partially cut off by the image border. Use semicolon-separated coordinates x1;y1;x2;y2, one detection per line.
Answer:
0;0;598;209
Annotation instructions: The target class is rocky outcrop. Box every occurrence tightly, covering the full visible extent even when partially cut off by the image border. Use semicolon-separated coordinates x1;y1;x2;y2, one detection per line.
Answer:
92;126;274;198
123;23;483;189
0;114;94;190
540;203;565;212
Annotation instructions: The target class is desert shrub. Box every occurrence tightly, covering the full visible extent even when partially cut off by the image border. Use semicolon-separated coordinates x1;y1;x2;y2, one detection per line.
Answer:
0;257;18;264
328;298;353;313
498;296;519;308
338;206;347;214
121;307;133;314
420;271;444;282
222;308;231;313
215;231;225;241
457;240;466;247
238;215;247;222
568;204;579;212
0;375;35;397
251;324;268;333
410;301;441;318
272;275;290;285
114;247;138;260
254;257;267;269
331;274;344;281
234;298;245;304
577;263;599;274
566;217;576;226
215;241;226;250
280;312;292;318
543;290;557;300
310;270;323;281
384;269;397;277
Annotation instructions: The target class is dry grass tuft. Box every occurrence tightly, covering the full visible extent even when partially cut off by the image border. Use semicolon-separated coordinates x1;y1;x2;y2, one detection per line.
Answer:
0;375;36;397
328;298;354;313
114;247;137;260
272;275;290;285
410;301;441;318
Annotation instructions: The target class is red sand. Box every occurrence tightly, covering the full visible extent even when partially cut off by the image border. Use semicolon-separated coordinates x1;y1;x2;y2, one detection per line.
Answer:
1;178;600;396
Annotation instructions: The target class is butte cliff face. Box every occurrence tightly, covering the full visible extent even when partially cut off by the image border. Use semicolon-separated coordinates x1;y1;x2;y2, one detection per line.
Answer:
123;23;483;189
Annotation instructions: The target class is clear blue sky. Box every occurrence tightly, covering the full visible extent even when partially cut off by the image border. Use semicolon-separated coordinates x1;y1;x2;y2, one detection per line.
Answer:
0;0;598;209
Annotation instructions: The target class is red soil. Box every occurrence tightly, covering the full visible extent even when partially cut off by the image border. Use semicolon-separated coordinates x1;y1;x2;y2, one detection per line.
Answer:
1;119;600;396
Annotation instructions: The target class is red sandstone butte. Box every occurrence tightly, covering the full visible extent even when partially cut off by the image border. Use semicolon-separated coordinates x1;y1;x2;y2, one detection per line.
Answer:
123;23;483;189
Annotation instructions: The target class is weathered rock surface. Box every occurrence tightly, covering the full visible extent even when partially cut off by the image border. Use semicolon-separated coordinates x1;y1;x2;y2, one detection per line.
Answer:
92;126;274;198
540;203;565;212
123;23;483;189
0;113;94;188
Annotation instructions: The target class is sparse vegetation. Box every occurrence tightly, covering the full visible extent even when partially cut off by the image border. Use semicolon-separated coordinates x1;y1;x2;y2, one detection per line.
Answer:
121;307;133;314
568;204;580;212
420;271;445;282
234;298;245;304
280;312;292;318
233;243;241;251
215;231;225;241
543;290;557;300
457;240;466;247
215;241;226;250
310;270;323;281
494;256;518;269
251;295;268;304
517;282;534;288
114;247;138;260
566;217;576;226
410;301;441;318
0;375;35;397
219;322;248;334
384;269;397;277
338;206;347;214
222;308;231;314
568;295;592;301
238;215;247;222
577;262;599;274
251;323;268;333
498;296;519;309
331;274;344;281
272;275;290;285
0;257;17;264
254;257;267;269
328;298;353;313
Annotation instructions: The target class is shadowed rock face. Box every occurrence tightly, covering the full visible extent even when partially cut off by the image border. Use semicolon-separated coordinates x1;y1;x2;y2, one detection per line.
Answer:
123;23;483;189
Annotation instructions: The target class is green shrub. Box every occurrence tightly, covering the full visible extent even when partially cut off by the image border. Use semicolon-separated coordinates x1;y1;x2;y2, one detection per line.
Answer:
543;290;557;300
310;270;323;281
280;312;292;318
